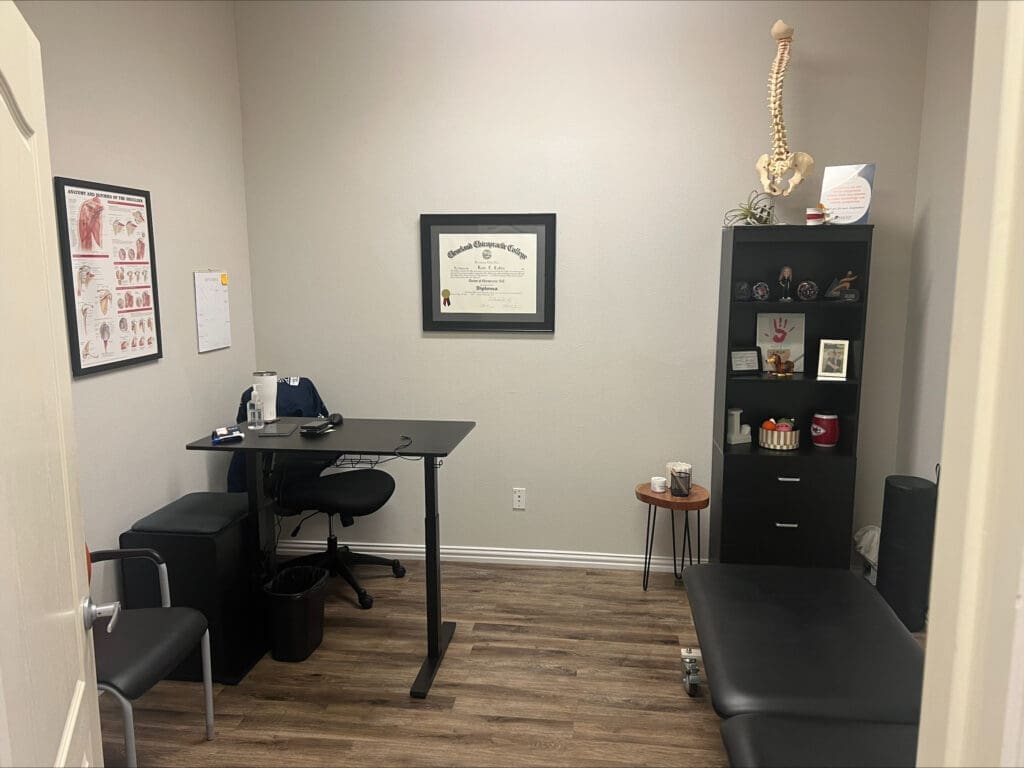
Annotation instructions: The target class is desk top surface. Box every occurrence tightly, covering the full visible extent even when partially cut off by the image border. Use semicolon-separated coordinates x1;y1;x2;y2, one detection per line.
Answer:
187;416;475;458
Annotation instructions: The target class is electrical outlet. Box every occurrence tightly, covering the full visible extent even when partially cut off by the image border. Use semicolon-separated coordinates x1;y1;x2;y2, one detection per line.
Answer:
512;487;526;510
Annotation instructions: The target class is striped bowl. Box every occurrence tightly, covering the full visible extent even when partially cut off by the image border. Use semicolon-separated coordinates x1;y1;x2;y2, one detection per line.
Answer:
759;428;800;451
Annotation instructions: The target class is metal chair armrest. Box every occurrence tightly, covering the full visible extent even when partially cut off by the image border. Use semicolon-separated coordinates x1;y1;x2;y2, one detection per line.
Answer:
89;549;171;607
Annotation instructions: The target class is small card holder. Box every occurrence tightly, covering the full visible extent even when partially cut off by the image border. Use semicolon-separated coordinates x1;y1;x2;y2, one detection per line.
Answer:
212;426;244;443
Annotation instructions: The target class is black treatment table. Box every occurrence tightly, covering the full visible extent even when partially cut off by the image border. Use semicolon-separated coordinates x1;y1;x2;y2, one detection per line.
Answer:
684;563;925;767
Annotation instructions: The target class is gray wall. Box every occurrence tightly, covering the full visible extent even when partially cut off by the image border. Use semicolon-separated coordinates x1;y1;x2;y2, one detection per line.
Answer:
897;1;976;481
234;0;931;557
17;0;257;600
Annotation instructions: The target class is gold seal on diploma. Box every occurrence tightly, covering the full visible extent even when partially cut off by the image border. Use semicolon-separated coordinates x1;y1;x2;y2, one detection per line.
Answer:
441;289;451;307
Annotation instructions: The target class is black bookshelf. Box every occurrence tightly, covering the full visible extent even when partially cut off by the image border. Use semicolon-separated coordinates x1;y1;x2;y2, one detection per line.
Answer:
710;225;872;568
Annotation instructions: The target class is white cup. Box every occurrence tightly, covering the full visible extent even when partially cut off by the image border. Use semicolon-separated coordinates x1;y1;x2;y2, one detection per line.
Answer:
651;476;668;493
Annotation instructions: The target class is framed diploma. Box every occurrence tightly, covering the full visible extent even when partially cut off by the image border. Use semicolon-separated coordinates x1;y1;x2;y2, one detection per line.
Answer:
420;213;556;332
54;177;163;377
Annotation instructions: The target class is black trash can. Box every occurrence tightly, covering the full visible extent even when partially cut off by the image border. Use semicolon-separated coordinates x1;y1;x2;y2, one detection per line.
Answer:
264;566;329;662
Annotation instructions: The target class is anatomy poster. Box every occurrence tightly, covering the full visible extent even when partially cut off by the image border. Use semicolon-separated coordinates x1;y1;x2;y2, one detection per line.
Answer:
436;233;538;314
54;178;162;377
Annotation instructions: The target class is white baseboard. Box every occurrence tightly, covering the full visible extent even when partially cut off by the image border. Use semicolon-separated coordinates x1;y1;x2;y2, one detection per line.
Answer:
276;539;702;572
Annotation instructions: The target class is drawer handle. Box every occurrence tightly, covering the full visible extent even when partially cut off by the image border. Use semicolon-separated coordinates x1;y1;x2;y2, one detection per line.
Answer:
777;476;802;483
775;522;800;529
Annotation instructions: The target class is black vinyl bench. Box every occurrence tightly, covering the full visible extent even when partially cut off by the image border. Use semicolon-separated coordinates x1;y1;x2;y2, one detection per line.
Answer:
721;715;919;768
683;564;924;767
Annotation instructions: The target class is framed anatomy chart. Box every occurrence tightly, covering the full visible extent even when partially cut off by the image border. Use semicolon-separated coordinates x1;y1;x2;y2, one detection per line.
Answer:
420;213;556;332
54;177;163;377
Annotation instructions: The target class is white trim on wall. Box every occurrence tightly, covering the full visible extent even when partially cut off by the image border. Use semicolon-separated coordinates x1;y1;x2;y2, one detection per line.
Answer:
277;539;701;572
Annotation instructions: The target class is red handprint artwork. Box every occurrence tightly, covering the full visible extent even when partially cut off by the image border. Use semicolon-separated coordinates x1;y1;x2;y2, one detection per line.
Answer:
757;313;805;372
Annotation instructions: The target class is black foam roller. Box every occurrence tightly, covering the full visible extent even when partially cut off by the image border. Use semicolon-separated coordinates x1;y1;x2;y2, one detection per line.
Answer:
876;475;938;632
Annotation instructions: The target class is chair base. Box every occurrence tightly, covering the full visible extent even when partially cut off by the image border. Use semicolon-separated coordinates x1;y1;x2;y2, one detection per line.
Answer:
286;535;405;609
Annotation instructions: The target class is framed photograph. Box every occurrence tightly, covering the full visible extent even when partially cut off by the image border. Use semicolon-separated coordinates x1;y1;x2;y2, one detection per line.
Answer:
54;177;162;377
817;339;850;380
729;347;762;376
420;213;556;332
756;313;805;372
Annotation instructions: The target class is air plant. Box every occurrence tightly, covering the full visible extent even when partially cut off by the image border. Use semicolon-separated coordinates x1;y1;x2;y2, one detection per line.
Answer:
723;189;778;227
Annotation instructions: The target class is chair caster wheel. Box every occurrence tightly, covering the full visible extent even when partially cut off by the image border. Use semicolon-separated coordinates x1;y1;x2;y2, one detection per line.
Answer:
684;677;700;697
392;562;406;578
358;592;374;609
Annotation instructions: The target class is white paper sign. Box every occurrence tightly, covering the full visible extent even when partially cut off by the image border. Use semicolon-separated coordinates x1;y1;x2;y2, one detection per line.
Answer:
821;164;876;224
194;271;231;353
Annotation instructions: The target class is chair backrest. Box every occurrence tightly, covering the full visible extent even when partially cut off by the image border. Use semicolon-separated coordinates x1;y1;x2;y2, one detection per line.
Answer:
226;377;337;494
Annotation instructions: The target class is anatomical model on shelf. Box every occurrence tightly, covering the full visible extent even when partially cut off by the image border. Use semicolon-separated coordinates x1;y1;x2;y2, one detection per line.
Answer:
755;20;814;197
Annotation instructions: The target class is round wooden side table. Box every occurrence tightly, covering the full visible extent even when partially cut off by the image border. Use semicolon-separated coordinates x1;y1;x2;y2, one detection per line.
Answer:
635;482;710;590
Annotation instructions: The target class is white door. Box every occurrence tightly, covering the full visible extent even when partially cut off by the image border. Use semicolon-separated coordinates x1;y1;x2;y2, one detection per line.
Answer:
0;2;103;765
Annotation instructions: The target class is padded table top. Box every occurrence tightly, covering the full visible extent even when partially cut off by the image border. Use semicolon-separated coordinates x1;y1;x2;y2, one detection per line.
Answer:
684;564;923;723
721;714;919;768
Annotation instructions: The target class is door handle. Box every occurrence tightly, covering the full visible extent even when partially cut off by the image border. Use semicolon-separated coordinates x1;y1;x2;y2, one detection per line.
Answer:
777;477;801;483
82;596;121;633
775;522;800;528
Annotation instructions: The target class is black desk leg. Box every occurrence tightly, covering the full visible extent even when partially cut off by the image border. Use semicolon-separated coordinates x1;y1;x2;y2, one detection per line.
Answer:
411;458;456;698
244;450;276;580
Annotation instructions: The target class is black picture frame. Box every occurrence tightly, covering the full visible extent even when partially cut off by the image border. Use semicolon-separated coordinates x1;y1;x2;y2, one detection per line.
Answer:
420;213;556;332
729;347;762;376
54;177;163;377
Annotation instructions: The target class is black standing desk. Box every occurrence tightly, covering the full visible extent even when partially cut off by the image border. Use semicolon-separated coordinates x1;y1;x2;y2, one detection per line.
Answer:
186;416;475;698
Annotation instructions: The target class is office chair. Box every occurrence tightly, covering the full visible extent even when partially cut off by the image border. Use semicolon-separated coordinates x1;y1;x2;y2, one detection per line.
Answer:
89;548;214;768
230;377;405;609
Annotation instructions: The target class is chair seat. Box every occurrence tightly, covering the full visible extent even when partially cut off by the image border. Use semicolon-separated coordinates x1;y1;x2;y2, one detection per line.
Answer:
721;714;919;768
282;469;395;517
94;607;208;700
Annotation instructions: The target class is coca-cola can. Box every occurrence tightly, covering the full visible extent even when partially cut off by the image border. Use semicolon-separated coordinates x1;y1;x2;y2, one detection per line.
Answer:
811;413;840;447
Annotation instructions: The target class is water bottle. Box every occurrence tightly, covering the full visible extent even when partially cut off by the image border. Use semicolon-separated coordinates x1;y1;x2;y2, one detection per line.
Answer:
247;390;264;430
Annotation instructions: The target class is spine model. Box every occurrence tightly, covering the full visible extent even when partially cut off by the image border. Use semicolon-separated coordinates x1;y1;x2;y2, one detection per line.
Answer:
755;20;814;197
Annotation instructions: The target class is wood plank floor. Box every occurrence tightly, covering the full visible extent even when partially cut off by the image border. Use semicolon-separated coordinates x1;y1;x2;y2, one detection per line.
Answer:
101;561;727;766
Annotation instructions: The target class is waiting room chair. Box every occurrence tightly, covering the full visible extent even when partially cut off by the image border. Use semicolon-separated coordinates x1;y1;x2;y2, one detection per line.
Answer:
90;548;214;767
229;377;405;609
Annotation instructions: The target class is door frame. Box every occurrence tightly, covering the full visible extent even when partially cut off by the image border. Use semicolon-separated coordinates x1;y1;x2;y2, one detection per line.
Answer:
916;1;1024;764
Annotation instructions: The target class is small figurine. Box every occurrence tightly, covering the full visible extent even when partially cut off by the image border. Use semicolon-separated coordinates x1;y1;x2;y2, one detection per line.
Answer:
825;270;860;301
734;281;752;301
766;352;795;377
778;265;794;301
752;281;771;301
797;280;819;301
